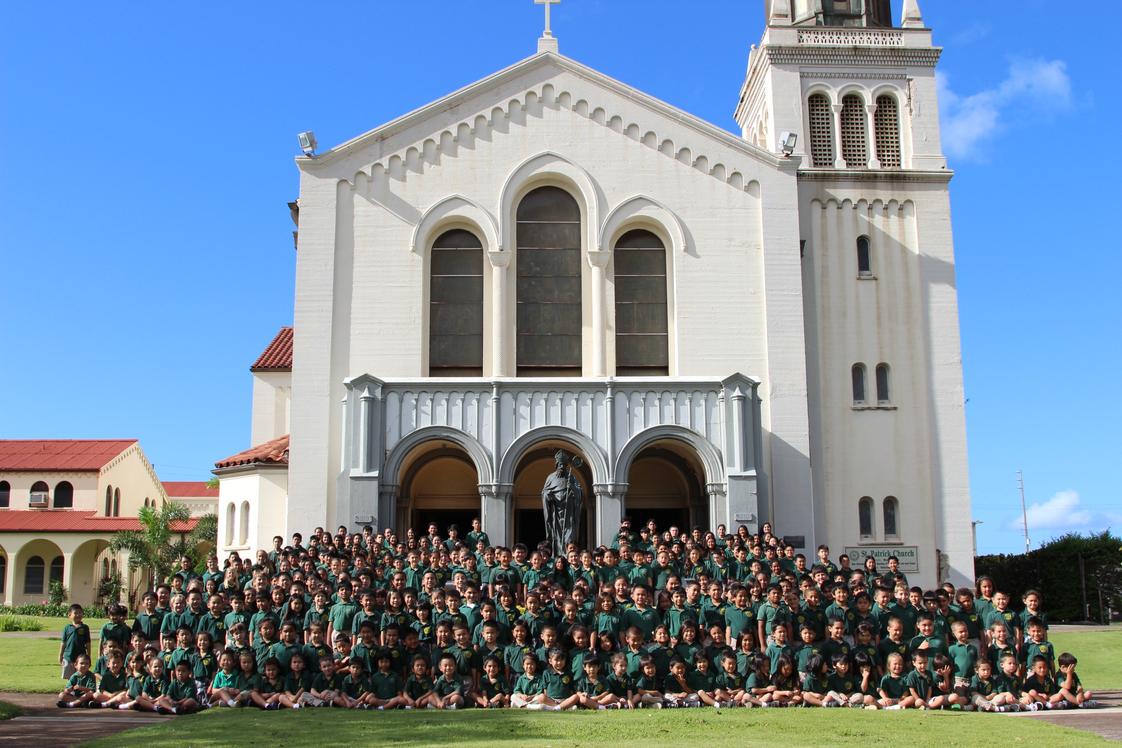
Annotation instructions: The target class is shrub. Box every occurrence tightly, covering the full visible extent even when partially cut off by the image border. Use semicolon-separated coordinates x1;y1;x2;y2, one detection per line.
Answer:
96;572;123;607
48;580;67;606
0;616;43;632
0;603;110;619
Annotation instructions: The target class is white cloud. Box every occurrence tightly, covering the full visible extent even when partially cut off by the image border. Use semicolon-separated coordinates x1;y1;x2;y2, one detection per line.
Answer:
938;59;1072;161
1009;489;1092;532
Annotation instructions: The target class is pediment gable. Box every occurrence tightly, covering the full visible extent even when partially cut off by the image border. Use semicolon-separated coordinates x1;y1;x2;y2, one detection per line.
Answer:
299;52;795;193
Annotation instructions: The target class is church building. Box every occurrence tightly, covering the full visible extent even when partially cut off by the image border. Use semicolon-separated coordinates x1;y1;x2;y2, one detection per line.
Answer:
215;0;974;587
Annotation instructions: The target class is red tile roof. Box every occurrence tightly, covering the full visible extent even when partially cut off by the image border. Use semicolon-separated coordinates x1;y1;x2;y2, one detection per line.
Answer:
0;440;137;471
161;481;219;498
215;434;290;469
0;510;197;533
250;327;293;371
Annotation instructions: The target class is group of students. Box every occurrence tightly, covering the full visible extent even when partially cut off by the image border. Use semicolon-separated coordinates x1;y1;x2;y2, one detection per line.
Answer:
57;518;1099;714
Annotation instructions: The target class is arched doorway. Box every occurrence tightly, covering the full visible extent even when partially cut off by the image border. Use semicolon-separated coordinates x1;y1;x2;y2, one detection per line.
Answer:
70;539;110;606
398;441;481;539
512;442;594;551
625;441;708;536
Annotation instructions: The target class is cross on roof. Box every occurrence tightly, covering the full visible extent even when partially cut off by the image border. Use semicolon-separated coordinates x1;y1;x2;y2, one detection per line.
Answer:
535;0;559;38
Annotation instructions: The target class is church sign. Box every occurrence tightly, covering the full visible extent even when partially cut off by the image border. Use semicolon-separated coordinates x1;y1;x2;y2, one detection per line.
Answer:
844;545;920;573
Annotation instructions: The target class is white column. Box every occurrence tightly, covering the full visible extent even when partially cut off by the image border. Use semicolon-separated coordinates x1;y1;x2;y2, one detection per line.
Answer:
479;484;512;547
595;483;627;546
865;104;881;169
588;251;609;377
2;543;19;606
488;251;512;376
832;104;845;168
61;551;75;603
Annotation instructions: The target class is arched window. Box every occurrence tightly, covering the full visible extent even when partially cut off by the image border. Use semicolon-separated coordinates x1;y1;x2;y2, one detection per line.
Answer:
113;488;121;517
29;481;49;507
24;556;44;594
857;235;872;276
858;497;874;539
0;481;9;509
105;485;113;516
614;229;669;375
239;501;250;545
876;363;891;404
807;94;835;167
516;186;582;376
101;558;109;581
840;94;868;168
851;363;866;404
49;555;64;586
429;228;484;376
53;481;73;509
874;95;901;169
883;496;899;539
225;503;235;546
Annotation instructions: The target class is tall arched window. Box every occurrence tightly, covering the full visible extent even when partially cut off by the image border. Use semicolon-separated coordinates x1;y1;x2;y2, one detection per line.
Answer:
840;94;868;168
857;235;872;276
29;481;49;507
851;363;866;404
614;229;669;375
101;558;110;581
807;94;835;167
858;497;874;539
113;488;121;517
225;503;235;546
50;556;64;586
874;94;901;169
429;228;484;376
0;481;9;508
24;556;44;594
516;186;582;376
54;481;73;509
105;485;113;516
876;363;891;404
883;496;899;539
239;501;250;545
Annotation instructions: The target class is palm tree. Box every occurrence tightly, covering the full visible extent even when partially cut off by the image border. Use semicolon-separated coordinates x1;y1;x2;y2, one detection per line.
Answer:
109;502;215;587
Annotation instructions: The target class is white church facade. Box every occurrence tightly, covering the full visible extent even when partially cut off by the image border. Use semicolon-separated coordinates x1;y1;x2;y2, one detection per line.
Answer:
215;0;974;588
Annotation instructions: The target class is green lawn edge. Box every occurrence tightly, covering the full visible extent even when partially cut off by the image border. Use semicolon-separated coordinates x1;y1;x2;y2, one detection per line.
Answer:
79;707;1115;748
0;701;22;721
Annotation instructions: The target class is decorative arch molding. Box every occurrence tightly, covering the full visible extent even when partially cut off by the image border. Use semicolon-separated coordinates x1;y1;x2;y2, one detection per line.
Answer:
410;194;500;255
383;425;495;487
598;195;688;255
497;425;610;487
613;424;724;487
498;151;602;254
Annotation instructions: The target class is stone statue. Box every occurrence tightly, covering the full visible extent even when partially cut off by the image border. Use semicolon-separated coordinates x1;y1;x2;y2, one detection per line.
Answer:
541;449;583;556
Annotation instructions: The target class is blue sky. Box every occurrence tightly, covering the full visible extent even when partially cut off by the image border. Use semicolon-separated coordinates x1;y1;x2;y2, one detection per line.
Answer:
1;2;1117;555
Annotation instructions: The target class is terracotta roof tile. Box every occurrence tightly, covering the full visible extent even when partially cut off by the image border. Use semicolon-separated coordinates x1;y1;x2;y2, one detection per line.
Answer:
161;481;219;498
0;440;136;471
0;510;197;533
250;327;293;371
215;434;290;469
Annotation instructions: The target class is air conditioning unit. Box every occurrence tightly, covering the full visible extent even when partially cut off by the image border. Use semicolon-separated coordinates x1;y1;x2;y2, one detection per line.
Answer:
29;493;49;508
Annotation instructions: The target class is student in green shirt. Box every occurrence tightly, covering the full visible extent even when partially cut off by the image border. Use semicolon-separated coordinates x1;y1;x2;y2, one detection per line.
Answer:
91;652;130;708
59;604;91;681
473;654;510;708
210;650;247;707
155;661;201;714
947;620;979;687
903;650;954;709
57;653;96;708
511;652;545;708
432;653;466;709
877;652;912;709
250;657;287;710
764;623;794;675
132;593;163;643
282;652;314;708
368;651;407;709
403;654;437;709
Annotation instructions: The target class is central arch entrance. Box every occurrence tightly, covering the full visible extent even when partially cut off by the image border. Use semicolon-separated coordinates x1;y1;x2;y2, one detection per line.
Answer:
512;442;594;552
625;442;708;535
398;441;481;539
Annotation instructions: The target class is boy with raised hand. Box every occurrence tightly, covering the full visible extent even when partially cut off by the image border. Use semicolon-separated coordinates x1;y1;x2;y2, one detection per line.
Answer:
1056;652;1098;708
59;603;90;682
903;650;954;709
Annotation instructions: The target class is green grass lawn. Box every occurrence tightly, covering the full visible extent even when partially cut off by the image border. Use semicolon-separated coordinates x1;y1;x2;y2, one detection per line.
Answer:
0;701;21;721
0;616;106;693
82;707;1115;748
1048;628;1122;691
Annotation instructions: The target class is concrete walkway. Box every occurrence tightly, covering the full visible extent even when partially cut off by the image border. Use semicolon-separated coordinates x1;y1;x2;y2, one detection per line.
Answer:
0;692;170;748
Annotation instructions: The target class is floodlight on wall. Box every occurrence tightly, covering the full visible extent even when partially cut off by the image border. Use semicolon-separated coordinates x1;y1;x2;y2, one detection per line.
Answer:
778;131;798;156
298;131;318;157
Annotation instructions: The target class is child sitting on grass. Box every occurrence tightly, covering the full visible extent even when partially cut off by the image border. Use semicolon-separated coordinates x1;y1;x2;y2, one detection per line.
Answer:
57;653;96;708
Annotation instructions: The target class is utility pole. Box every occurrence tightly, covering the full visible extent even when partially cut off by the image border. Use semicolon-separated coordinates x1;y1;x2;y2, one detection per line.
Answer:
1017;470;1030;554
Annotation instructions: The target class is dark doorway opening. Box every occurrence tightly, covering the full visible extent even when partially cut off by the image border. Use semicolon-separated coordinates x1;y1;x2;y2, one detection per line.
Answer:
412;509;477;540
515;509;547;551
